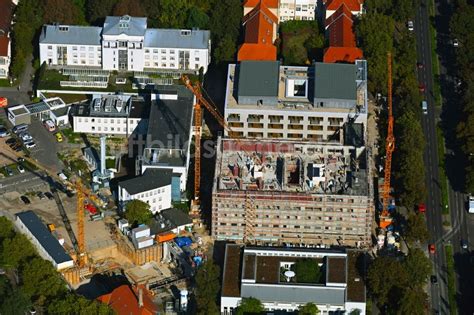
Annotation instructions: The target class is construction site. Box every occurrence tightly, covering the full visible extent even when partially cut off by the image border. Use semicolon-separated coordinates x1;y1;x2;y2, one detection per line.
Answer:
212;137;374;247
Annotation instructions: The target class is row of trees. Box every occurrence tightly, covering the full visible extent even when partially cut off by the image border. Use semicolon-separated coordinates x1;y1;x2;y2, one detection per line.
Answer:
0;217;112;314
450;1;474;193
356;0;426;209
279;20;325;65
10;0;243;79
367;248;432;313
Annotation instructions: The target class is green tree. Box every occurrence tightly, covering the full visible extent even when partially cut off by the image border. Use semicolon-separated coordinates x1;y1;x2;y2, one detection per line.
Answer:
41;0;82;24
112;0;145;16
367;256;409;307
355;13;394;94
0;217;15;242
186;6;210;29
403;249;432;286
48;294;113;314
124;200;153;226
293;259;322;283
405;213;430;244
213;35;237;64
298;302;319;315
195;260;220;315
397;287;428;314
21;258;67;304
86;0;117;24
155;0;190;28
0;288;32;315
236;297;265;315
1;234;35;268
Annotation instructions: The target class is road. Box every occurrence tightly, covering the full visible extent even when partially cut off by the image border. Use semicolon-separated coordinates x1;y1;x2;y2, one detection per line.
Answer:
414;0;449;313
433;0;474;312
416;0;474;313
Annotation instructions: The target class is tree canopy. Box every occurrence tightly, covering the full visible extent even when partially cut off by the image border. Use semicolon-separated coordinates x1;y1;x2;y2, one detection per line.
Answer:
235;297;265;315
124;200;153;226
298;302;319;315
280;20;324;65
405;213;430;244
403;248;432;286
195;260;221;315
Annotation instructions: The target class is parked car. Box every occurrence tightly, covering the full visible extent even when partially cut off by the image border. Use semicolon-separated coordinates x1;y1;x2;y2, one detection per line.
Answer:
453;38;459;47
431;275;438;284
8;140;20;148
6;138;17;145
43;119;56;132
417;203;426;213
24;141;36;149
0;126;9;137
37;192;46;199
12;124;28;134
4;166;13;176
407;20;414;31
429;244;436;254
44;192;54;200
20;195;31;204
20;132;33;142
55;132;63;142
17;164;25;173
17;157;25;163
422;101;428;115
85;203;97;215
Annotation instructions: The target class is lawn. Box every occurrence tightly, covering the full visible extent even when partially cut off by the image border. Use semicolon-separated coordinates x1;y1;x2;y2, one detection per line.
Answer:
445;245;458;315
43;93;88;104
61;128;82;144
0;79;12;87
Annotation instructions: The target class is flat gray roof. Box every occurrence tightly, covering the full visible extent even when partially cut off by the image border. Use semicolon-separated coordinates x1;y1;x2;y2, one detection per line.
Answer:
241;283;346;305
237;61;280;97
119;168;172;195
39;25;101;46
103;15;147;37
314;62;357;100
144;29;210;49
16;211;73;265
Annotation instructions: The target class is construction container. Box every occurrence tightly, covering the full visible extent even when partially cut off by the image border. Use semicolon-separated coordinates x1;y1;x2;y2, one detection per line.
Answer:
157;232;176;243
48;224;56;232
132;225;150;239
136;236;154;249
118;218;129;232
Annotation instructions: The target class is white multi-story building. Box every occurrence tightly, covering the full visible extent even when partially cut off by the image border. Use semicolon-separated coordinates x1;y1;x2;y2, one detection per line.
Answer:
224;60;368;145
0;34;11;79
221;245;366;315
243;0;317;22
0;0;15;79
71;94;147;137
279;0;317;21
118;168;172;214
39;15;211;73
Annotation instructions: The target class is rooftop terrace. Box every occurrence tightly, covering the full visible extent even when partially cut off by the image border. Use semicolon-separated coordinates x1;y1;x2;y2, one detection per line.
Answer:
216;138;368;196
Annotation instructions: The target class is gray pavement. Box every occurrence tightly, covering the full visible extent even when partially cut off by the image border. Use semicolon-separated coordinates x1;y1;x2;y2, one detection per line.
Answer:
27;118;64;173
0;172;47;194
414;0;449;313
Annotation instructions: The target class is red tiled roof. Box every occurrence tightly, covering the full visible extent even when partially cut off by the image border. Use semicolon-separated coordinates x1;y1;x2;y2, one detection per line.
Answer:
326;5;357;47
326;0;363;11
323;46;363;63
238;43;277;61
325;3;353;28
0;0;14;33
97;285;157;315
0;35;9;57
239;0;277;61
243;0;278;9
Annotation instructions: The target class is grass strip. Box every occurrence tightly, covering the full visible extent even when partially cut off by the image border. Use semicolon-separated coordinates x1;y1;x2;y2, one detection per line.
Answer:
445;245;458;315
436;125;449;214
429;0;442;107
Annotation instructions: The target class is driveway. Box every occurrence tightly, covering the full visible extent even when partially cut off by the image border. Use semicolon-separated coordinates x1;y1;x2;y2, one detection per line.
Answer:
28;118;64;173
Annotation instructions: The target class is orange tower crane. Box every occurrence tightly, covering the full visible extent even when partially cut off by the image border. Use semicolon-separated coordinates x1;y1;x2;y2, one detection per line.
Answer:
380;52;395;229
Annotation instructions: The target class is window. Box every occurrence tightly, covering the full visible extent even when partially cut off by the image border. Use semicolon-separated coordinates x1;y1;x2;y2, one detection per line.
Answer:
195;57;200;61
153;49;158;53
117;127;120;131
72;46;78;51
88;47;94;51
104;127;108;131
145;49;150;53
88;53;94;58
48;45;52;50
80;46;85;51
119;41;127;48
170;63;175;67
98;127;101;131
161;63;166;67
170;50;175;54
161;49;166;53
110;119;114;123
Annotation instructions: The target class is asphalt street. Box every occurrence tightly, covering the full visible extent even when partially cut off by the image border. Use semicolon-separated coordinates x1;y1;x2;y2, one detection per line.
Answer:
433;0;474;312
414;0;448;313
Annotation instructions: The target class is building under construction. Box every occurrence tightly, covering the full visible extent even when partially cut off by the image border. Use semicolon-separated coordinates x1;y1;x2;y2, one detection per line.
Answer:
212;138;373;247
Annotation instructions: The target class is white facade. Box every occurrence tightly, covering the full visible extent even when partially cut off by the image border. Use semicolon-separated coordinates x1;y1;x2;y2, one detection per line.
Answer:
118;183;172;214
279;0;317;21
326;2;364;19
73;115;141;136
0;38;11;78
39;16;211;73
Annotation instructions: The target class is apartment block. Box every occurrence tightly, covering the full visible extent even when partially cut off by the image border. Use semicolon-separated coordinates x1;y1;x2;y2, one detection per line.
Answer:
39;15;211;73
224;60;367;145
243;0;317;22
71;95;148;137
212;138;374;248
221;245;366;314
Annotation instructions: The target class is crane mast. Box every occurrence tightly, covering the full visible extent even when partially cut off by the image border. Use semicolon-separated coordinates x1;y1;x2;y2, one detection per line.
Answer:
381;52;395;228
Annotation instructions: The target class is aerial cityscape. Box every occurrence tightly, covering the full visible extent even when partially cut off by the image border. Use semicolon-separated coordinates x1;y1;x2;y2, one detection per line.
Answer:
0;0;472;314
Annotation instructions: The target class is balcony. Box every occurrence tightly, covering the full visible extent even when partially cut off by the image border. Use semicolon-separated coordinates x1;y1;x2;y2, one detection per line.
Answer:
268;123;283;129
288;124;303;130
248;123;264;129
228;122;244;128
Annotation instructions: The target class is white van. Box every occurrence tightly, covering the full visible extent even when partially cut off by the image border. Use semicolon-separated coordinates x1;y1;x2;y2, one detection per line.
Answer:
13;124;28;134
422;101;428;115
43;119;56;132
469;196;474;214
